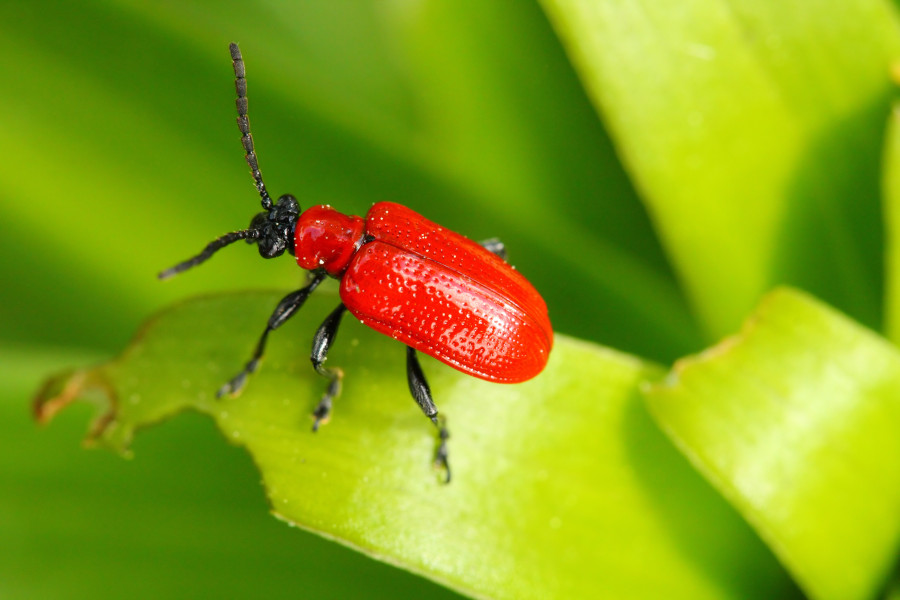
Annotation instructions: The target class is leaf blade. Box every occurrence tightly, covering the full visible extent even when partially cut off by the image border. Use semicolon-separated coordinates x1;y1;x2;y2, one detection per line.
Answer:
645;288;900;600
36;291;797;599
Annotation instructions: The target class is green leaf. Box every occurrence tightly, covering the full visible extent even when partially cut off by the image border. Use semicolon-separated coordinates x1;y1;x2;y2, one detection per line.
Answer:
5;345;464;600
7;346;468;600
644;288;900;600
35;291;797;600
540;0;900;337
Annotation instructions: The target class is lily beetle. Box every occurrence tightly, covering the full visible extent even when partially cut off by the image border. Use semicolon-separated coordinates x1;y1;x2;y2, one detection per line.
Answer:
160;44;553;481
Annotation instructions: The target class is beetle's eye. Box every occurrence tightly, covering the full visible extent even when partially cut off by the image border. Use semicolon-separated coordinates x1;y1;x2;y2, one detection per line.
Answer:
257;235;286;258
276;194;299;214
249;211;268;231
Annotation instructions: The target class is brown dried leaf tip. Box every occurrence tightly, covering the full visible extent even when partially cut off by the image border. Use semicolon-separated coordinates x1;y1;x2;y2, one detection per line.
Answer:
33;367;119;445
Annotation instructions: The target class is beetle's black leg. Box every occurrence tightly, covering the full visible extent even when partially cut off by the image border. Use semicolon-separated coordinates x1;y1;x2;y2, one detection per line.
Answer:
302;270;320;286
479;237;507;261
217;273;326;398
310;303;349;431
406;346;451;483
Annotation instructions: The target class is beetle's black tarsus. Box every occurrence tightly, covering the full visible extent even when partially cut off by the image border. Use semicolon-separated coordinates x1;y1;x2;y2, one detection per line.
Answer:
432;415;451;484
407;346;451;483
217;274;326;398
310;303;348;431
479;237;507;261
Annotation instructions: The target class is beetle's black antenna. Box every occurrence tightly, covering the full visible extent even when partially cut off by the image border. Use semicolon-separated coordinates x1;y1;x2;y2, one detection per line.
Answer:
158;228;261;280
230;42;273;212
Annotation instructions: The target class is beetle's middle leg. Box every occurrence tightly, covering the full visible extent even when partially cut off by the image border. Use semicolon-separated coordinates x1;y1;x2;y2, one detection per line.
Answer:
310;303;348;431
407;346;451;483
217;273;326;398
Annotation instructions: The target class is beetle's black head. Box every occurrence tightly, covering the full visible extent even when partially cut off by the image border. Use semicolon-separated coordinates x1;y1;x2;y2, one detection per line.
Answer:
249;194;300;259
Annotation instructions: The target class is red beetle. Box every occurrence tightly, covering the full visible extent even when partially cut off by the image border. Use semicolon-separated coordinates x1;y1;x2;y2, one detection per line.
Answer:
160;44;552;481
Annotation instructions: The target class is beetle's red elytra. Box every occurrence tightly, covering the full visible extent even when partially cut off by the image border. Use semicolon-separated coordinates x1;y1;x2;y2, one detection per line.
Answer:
297;201;552;383
159;43;553;482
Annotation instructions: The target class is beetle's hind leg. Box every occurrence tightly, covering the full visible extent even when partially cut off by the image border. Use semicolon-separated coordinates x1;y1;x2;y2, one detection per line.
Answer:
406;346;451;483
310;303;348;431
217;274;325;398
479;237;506;261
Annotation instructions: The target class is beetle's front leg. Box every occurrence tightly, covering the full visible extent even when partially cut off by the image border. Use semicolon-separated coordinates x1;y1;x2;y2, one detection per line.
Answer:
218;273;326;398
310;303;348;431
406;346;451;483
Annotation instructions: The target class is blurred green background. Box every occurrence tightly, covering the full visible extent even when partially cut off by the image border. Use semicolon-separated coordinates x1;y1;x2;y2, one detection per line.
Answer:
2;1;694;598
7;0;900;598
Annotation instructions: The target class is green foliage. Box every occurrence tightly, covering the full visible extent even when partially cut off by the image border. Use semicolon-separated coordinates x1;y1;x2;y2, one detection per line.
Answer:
3;347;459;600
8;0;900;598
646;289;900;600
541;0;900;337
33;292;794;599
